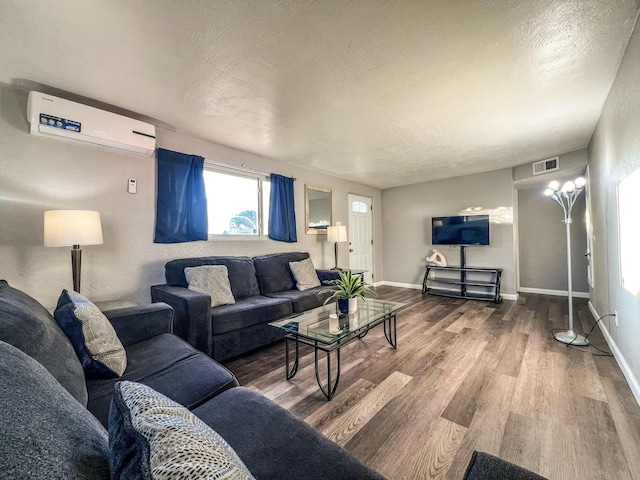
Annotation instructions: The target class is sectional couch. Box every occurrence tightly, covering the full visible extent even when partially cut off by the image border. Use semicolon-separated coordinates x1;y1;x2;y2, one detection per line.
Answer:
0;280;384;479
151;252;338;361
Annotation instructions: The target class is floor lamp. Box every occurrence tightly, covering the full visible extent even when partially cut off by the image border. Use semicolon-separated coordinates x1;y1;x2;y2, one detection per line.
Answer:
544;177;589;346
44;210;103;293
327;222;348;270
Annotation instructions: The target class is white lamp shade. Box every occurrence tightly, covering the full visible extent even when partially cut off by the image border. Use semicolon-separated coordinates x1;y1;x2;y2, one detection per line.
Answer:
327;225;348;243
44;210;103;247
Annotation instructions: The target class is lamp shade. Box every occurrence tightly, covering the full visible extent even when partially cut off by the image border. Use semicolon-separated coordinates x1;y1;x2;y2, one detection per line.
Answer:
327;225;348;243
44;210;103;247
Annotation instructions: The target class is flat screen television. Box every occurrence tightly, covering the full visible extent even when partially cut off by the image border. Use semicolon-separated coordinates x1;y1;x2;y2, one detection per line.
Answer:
432;215;490;246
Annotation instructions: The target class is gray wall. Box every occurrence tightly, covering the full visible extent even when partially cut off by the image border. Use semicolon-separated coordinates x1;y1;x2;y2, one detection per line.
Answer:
588;17;640;401
0;84;382;308
517;185;588;293
381;168;516;295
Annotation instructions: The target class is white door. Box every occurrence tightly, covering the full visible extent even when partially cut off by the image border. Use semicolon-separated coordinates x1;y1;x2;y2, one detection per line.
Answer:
348;194;374;284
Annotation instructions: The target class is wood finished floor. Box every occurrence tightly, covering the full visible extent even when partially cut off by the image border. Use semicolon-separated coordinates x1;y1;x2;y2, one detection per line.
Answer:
224;287;640;480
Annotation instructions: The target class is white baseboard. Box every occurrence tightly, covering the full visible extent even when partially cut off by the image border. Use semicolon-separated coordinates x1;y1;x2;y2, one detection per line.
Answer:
519;287;590;299
378;281;422;290
588;301;640;407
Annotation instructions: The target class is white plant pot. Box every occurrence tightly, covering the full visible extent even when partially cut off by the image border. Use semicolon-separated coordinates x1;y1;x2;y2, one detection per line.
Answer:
348;297;358;314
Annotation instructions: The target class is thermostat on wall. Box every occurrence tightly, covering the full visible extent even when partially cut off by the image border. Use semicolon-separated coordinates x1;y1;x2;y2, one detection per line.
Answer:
128;178;137;194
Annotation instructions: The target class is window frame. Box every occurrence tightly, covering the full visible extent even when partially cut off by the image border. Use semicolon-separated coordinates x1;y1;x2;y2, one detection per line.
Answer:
203;163;270;240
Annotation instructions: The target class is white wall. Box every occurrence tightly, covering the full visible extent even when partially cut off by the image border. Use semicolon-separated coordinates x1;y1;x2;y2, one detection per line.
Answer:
381;168;516;295
0;84;382;308
588;17;640;402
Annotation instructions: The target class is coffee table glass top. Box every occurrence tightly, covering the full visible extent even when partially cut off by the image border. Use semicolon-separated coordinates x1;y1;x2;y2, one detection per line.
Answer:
269;298;405;344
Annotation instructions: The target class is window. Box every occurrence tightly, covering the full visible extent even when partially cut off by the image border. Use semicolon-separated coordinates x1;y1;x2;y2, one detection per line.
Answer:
203;166;270;238
618;167;640;296
351;201;368;213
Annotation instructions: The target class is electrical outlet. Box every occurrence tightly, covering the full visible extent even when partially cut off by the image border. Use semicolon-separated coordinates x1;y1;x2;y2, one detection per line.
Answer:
614;309;619;326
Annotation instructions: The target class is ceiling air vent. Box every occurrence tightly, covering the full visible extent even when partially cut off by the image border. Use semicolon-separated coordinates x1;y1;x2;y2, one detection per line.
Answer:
532;156;559;176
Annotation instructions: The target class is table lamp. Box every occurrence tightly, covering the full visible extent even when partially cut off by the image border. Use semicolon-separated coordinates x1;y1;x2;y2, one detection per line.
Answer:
44;210;103;293
327;222;348;270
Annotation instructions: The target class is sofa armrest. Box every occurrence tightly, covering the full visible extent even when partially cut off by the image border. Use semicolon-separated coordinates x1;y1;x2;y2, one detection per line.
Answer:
316;269;341;284
103;303;173;347
150;284;212;356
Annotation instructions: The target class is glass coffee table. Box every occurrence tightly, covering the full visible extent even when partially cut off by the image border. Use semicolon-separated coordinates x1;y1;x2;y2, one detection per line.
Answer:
269;298;405;400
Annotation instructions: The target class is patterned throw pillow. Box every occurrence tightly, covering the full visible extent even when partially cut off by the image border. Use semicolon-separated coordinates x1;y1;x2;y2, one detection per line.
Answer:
185;265;236;307
289;258;321;291
109;381;255;480
54;290;127;379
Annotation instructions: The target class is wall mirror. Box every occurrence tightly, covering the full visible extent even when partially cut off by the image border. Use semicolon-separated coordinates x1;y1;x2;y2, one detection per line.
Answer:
305;184;332;234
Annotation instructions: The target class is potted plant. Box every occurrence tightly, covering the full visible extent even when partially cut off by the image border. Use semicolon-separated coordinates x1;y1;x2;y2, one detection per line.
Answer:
319;270;377;314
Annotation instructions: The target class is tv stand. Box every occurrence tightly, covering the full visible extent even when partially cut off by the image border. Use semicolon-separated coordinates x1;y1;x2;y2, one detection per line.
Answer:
422;247;502;303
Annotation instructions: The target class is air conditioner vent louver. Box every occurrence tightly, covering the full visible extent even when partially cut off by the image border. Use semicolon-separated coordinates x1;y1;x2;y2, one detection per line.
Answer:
532;157;559;175
27;91;156;157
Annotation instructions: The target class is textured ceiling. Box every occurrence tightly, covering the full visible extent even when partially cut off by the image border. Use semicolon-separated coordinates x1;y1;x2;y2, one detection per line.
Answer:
0;0;638;189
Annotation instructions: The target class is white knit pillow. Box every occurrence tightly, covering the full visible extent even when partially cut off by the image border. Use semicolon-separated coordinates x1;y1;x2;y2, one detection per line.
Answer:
185;265;236;307
289;258;321;291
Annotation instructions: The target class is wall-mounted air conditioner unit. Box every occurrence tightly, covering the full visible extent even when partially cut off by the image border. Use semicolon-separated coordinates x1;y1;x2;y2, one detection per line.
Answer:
532;156;559;175
27;91;156;157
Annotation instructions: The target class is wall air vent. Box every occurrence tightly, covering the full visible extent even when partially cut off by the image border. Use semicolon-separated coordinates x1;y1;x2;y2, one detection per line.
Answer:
532;156;559;176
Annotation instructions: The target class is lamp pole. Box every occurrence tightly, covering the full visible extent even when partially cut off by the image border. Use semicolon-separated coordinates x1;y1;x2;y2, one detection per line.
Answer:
544;177;589;346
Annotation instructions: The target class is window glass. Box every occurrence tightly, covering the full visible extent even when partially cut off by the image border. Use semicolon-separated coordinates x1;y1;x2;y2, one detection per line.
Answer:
352;201;368;213
203;168;269;237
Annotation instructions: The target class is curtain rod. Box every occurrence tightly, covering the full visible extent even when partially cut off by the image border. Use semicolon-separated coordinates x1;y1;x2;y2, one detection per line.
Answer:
204;159;296;181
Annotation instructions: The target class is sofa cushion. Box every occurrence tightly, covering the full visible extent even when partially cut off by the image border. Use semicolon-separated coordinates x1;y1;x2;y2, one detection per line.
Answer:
0;340;109;479
253;252;310;294
211;296;293;335
266;286;330;313
289;258;321;291
109;381;255;480
54;290;127;379
185;265;236;307
165;256;260;299
87;333;238;427
193;387;385;480
0;280;88;405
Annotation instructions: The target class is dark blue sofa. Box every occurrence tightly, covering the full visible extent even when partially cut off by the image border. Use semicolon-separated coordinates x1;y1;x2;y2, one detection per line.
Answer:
151;252;338;361
0;280;384;479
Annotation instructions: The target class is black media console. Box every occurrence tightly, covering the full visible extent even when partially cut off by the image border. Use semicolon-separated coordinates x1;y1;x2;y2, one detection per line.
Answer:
421;246;502;304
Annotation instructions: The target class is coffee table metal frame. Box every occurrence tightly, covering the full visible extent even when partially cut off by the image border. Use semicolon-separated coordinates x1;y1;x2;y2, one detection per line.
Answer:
270;299;404;400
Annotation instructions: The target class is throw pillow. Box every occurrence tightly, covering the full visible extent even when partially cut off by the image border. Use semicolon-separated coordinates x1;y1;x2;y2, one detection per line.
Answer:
289;258;321;291
109;381;255;480
0;340;110;479
185;265;236;307
54;290;127;379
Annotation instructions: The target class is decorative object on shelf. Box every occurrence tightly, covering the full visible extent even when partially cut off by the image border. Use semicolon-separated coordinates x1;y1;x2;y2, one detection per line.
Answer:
320;270;376;314
544;176;589;346
44;210;103;294
327;222;348;269
426;249;447;266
